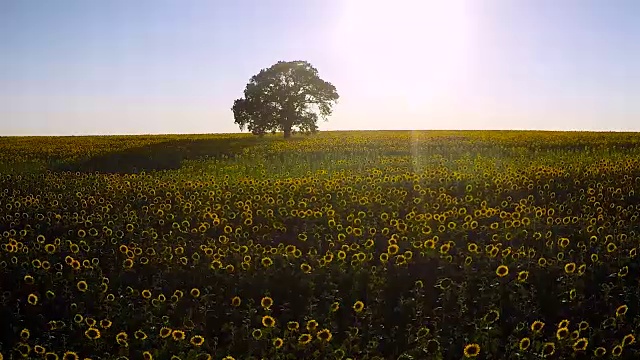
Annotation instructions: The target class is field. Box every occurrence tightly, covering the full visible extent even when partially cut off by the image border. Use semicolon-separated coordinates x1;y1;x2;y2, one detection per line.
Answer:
2;130;640;360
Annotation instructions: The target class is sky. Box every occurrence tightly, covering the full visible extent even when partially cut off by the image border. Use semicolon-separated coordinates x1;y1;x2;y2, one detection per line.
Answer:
1;0;639;135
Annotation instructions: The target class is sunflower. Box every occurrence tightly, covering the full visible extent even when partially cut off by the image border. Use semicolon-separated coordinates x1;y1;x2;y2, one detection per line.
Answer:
100;319;112;329
618;266;629;277
20;328;30;340
558;319;570;329
142;351;153;360
330;302;340;312
261;257;273;267
483;310;499;324
564;262;576;274
261;296;273;309
116;331;128;341
556;327;569;340
134;330;147;340
45;244;56;254
573;338;588;351
531;320;544;333
190;288;200;298
519;337;531;351
45;352;59;360
72;313;83;324
17;343;31;357
300;263;312;273
222;357;235;360
612;344;623;357
593;347;606;357
85;327;101;340
602;317;616;329
190;335;205;346
120;257;134;269
616;305;628;317
413;326;429;339
159;327;172;338
578;321;589;331
231;296;241;307
353;300;365;313
262;315;276;328
27;293;38;305
496;265;509;277
542;342;555;357
298;333;313;345
333;348;347;360
141;290;152;299
287;321;299;331
273;337;284;349
463;343;480;358
427;339;440;353
62;351;79;360
85;318;96;327
622;333;635;346
306;320;318;332
317;329;332;342
517;271;529;282
172;330;186;341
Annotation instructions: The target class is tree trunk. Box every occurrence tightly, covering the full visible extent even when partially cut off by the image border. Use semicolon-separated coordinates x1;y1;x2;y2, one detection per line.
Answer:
283;127;292;138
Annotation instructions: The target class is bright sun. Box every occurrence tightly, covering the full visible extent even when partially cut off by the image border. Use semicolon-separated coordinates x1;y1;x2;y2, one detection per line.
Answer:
331;0;476;110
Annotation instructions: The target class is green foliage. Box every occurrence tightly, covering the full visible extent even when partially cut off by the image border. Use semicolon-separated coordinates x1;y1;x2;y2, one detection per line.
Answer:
232;61;339;138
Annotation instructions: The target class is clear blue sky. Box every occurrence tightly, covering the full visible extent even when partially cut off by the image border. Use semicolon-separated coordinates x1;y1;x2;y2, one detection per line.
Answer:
1;0;639;135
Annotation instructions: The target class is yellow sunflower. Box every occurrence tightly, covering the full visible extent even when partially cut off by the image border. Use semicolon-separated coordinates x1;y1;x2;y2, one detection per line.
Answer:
298;333;312;345
531;320;545;333
262;315;276;328
463;343;480;358
190;335;205;346
172;330;186;341
495;265;509;277
317;329;332;342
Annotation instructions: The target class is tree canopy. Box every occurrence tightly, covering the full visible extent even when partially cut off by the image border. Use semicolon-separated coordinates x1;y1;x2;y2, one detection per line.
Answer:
232;60;339;138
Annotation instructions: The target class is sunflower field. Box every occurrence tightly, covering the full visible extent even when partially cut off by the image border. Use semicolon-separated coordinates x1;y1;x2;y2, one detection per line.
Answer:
2;130;640;360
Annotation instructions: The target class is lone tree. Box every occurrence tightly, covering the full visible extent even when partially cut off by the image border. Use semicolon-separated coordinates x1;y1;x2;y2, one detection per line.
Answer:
232;60;339;138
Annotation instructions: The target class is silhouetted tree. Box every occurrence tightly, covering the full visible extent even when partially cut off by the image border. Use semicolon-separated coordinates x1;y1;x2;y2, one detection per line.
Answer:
232;61;339;138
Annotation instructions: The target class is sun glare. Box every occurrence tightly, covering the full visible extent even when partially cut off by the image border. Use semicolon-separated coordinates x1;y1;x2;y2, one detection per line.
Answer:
331;0;475;111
